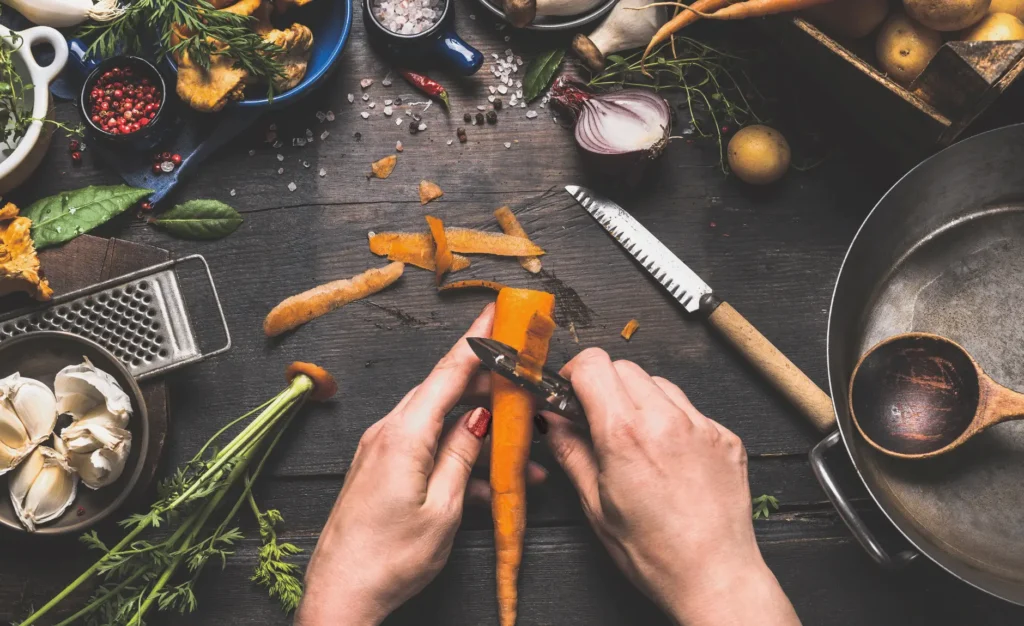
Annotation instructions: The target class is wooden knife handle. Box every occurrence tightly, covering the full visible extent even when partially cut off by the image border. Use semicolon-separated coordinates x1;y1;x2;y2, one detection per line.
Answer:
705;299;836;433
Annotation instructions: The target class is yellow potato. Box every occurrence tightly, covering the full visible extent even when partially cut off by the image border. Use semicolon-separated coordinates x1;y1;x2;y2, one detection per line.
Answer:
876;13;943;84
904;0;991;30
963;11;1024;38
990;0;1024;18
805;0;889;39
727;125;790;186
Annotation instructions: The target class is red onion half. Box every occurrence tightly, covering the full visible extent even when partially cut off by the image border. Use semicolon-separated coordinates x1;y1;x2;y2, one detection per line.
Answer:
551;77;671;183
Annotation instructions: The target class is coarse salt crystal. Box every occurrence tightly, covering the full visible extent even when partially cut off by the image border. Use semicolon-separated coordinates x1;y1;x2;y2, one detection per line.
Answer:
384;99;393;105
515;56;523;64
368;102;376;108
488;95;495;102
269;123;277;131
303;161;310;168
520;102;526;108
347;93;354;103
489;86;496;94
362;93;370;101
526;110;537;119
382;76;393;86
418;122;427;131
498;85;508;94
361;112;370;119
447;139;453;145
319;168;327;177
384;105;393;116
316;111;327;122
492;53;499;59
504;142;511;149
277;154;285;161
293;138;307;147
396;117;404;126
505;48;513;55
306;128;313;137
321;130;330;140
360;78;374;89
396;140;403;151
477;105;486;110
248;149;255;156
504;35;510;42
272;140;283;148
288;182;297;192
470;13;476;18
230;189;236;196
326;111;335;121
278;167;284;174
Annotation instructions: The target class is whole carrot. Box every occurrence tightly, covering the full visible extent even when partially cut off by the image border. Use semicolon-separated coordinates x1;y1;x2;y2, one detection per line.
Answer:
491;287;556;626
399;68;451;111
641;0;732;72
704;0;834;19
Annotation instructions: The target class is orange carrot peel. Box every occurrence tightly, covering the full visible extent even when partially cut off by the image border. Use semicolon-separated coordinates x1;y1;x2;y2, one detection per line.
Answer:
494;206;543;274
515;312;557;384
419;180;444;204
370;155;397;179
286;362;338;401
426;215;453;285
438;279;508;292
369;229;545;258
263;261;405;336
491;287;556;626
368;232;471;273
621;318;640;341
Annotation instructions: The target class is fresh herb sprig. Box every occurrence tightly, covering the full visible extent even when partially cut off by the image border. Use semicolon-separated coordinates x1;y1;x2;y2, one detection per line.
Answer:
17;378;315;626
587;39;764;171
752;494;780;520
78;0;285;94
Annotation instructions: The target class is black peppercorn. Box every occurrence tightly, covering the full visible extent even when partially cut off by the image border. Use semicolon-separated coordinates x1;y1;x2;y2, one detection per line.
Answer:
457;127;467;143
354;132;362;141
493;98;502;111
393;97;402;105
475;112;484;125
486;110;497;125
464;113;472;123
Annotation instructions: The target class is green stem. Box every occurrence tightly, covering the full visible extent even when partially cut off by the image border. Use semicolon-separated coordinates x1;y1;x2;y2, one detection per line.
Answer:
53;567;149;626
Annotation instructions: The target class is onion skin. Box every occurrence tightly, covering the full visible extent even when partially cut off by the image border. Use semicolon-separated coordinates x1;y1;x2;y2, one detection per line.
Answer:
551;77;671;185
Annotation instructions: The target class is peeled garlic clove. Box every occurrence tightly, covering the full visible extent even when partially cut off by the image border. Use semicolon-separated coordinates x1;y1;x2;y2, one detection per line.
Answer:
9;445;77;531
55;359;132;422
0;439;31;476
0;400;29;450
0;373;58;443
70;439;131;490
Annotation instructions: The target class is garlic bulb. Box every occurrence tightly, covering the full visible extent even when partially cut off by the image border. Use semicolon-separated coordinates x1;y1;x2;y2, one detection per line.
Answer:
55;359;132;423
573;0;667;71
0;373;58;475
60;411;132;489
0;0;123;28
9;443;77;531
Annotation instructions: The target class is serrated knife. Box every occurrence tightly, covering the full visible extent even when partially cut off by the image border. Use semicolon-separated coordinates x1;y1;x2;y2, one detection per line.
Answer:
566;184;834;432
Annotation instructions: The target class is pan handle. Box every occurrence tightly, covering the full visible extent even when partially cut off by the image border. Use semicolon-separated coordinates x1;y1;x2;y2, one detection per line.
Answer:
809;430;919;570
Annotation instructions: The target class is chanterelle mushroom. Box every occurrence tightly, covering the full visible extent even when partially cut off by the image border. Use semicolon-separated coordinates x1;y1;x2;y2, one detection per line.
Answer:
0;203;52;301
176;50;248;113
264;23;314;91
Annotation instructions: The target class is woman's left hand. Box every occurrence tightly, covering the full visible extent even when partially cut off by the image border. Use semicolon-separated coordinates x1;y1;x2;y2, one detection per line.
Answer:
296;304;545;626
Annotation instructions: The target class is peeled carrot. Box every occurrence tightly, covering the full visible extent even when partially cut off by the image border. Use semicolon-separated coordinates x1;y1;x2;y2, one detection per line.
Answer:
425;215;453;285
263;262;404;336
369;229;545;258
494;207;543;274
641;0;732;71
491;288;556;626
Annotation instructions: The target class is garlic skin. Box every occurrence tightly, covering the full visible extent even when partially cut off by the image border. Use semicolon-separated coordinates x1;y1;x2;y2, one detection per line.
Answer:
67;440;131;490
0;374;59;475
9;444;77;531
573;0;666;71
60;412;132;490
55;359;132;422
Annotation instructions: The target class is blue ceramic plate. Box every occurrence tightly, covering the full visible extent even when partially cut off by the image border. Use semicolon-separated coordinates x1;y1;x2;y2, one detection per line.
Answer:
167;0;352;110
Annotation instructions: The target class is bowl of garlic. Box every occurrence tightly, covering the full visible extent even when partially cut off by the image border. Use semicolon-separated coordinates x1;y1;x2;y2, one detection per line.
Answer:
0;332;148;534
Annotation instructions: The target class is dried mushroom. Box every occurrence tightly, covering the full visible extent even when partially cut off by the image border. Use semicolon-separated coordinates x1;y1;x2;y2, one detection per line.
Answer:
0;203;52;301
176;50;248;113
263;23;314;91
276;0;317;11
221;0;263;15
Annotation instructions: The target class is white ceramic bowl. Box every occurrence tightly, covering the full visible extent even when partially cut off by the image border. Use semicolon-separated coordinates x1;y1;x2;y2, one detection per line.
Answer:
0;25;68;194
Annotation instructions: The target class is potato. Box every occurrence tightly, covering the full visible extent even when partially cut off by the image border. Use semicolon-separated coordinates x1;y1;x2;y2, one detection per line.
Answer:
876;13;943;84
963;11;1024;38
990;0;1024;18
727;125;790;185
805;0;889;39
904;0;991;30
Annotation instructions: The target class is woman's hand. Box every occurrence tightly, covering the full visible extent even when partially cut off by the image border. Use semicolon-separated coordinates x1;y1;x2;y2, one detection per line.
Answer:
542;348;800;626
296;304;543;626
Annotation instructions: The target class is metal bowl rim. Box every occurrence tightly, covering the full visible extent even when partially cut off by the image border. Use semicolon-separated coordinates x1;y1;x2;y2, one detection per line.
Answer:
473;0;616;30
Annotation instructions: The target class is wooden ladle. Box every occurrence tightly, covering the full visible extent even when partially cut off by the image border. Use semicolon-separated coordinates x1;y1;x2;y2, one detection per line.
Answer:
849;332;1024;459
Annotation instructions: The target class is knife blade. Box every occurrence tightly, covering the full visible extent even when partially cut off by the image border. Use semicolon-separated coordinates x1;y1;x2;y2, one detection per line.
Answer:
468;337;584;421
565;185;835;432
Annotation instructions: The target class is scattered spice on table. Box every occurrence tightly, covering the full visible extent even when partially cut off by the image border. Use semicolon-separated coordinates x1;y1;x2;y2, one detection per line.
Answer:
486;110;498;124
399;68;450;110
457;127;468;143
621;318;640;340
419;180;443;204
370;154;397;179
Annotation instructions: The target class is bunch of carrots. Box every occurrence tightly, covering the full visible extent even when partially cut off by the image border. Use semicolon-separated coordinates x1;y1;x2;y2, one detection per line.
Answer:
640;0;835;69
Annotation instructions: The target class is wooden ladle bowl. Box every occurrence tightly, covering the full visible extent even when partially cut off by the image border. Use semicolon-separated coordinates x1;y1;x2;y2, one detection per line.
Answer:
849;332;1024;459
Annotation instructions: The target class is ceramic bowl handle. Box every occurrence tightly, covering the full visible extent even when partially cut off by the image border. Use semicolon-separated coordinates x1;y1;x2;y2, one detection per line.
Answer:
17;27;69;86
431;31;483;76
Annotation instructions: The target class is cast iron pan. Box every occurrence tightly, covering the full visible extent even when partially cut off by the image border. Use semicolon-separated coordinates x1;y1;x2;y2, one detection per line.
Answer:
0;332;149;535
817;123;1024;603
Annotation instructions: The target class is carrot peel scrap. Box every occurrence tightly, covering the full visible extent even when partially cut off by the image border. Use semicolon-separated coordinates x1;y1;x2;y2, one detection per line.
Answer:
368;229;544;258
426;215;453;285
621;318;640;341
370;154;397;179
368;231;471;272
438;279;508;293
494;206;543;274
515;311;557;384
419;180;444;204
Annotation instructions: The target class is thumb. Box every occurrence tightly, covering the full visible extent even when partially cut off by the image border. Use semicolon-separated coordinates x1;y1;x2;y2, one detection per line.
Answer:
427;407;492;509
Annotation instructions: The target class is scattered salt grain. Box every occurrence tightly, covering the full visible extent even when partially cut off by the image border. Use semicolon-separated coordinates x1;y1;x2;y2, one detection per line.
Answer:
306;128;313;137
288;182;297;192
368;102;376;108
488;95;495;102
446;139;453;145
489;86;496;94
504;142;511;149
384;98;393;105
362;93;370;101
273;140;283;148
319;168;327;177
321;130;330;140
396;117;404;126
520;102;526;108
269;123;277;131
316;111;327;122
360;112;370;119
504;35;510;42
384;105;393;116
277;167;284;174
293;138;307;147
396;140;403;151
248;149;255;156
469;13;476;18
497;85;508;95
326;110;335;121
230;189;236;196
477;105;486;111
277;153;285;161
418;122;427;131
526;110;537;119
360;78;373;89
303;160;310;168
515;56;523;64
382;75;393;87
347;93;354;103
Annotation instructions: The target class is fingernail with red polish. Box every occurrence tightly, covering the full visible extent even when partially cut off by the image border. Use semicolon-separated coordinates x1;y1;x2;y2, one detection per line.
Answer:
467;407;492;439
533;414;549;435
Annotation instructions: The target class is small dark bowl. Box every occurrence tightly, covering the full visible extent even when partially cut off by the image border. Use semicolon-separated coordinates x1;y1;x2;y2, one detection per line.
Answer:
80;56;172;152
0;332;149;535
364;0;483;76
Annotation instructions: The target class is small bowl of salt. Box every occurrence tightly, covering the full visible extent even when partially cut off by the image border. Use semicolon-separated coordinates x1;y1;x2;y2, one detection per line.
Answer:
364;0;484;76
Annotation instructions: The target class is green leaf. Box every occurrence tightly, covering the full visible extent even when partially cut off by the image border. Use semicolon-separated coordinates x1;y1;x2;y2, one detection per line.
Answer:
23;185;152;249
151;199;243;240
606;54;626;65
523;48;566;103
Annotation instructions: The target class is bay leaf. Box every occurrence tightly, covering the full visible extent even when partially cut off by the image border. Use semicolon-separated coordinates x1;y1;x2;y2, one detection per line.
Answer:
23;185;153;249
523;48;566;103
151;199;243;240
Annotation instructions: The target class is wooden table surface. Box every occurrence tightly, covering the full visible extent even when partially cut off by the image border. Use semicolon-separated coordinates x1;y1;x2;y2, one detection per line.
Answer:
4;5;1024;625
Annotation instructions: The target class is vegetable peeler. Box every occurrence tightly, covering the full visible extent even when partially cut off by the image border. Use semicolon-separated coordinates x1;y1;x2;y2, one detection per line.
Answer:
468;337;583;420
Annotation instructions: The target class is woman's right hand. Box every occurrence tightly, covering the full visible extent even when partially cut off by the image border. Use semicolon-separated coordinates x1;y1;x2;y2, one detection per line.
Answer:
541;348;800;626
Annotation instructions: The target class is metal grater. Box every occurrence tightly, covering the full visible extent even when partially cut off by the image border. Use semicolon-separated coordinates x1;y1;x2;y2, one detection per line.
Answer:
0;255;230;380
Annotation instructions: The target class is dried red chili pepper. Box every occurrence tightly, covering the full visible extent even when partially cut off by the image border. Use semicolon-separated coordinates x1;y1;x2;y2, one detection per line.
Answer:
398;69;450;111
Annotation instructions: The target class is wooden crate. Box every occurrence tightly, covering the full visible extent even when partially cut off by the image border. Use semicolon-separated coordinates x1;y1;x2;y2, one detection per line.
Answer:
767;16;1024;160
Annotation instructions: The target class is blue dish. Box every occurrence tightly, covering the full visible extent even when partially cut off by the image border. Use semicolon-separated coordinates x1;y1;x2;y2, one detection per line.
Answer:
364;0;483;76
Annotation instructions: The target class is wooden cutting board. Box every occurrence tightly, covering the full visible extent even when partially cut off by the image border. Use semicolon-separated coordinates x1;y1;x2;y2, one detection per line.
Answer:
0;234;170;495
